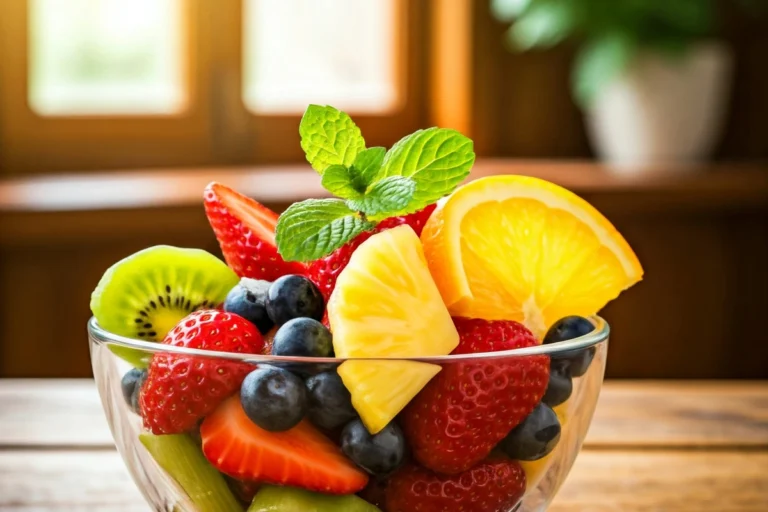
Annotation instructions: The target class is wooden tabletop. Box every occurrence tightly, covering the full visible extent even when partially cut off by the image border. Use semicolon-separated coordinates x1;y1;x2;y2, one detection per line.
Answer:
0;379;766;511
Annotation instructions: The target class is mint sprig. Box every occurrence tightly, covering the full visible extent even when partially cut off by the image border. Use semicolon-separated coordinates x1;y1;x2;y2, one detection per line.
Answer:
276;106;476;262
347;176;416;217
300;105;366;173
275;199;375;262
376;127;475;214
321;165;364;200
350;147;386;189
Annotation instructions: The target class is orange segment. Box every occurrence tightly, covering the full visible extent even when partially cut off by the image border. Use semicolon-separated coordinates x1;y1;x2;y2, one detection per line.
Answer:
421;175;643;335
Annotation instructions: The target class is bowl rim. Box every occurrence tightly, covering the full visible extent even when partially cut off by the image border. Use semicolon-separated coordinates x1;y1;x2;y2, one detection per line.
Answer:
88;315;609;364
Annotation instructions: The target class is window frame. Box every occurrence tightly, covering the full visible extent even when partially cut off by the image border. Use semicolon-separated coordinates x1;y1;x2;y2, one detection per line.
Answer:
0;0;429;174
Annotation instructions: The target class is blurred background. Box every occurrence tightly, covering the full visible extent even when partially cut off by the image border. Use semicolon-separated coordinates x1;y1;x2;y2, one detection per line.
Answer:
0;0;766;379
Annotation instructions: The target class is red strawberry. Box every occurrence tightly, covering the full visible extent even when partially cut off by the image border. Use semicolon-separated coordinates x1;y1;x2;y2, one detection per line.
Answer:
401;317;549;474
385;457;526;512
358;478;389;509
200;395;368;494
204;182;306;281
308;204;436;303
139;310;266;435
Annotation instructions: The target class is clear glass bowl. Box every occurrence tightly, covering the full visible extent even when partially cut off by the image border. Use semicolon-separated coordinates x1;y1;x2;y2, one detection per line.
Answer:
89;316;609;512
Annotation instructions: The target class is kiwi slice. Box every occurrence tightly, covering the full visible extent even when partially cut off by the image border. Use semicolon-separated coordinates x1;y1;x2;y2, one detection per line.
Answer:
139;433;242;512
91;245;239;367
248;486;381;512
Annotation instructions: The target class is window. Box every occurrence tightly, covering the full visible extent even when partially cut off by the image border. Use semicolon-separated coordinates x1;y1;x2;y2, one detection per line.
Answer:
29;0;185;115
0;0;425;174
243;0;398;113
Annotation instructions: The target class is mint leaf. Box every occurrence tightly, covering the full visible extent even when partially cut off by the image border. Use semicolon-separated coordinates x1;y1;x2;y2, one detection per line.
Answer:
321;165;364;200
299;105;366;174
348;176;416;217
376;128;475;213
350;147;386;189
276;199;374;262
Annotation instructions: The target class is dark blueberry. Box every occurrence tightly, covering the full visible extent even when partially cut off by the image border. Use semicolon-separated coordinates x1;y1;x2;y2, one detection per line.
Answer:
306;372;357;429
223;278;273;334
240;365;307;431
272;317;333;358
542;359;572;407
544;316;596;377
121;368;147;414
341;419;406;475
500;403;561;461
266;275;324;325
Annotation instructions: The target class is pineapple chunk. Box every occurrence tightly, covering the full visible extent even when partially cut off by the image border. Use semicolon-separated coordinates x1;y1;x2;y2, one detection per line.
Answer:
328;225;459;433
338;361;441;434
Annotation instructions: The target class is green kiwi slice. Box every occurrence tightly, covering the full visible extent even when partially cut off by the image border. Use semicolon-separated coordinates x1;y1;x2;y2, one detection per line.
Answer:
248;486;381;512
91;245;239;368
139;433;242;512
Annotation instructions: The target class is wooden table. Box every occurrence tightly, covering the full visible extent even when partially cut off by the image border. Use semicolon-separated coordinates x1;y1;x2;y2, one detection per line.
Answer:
0;379;766;511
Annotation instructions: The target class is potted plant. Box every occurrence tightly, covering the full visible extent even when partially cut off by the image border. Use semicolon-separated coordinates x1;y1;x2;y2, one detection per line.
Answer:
492;0;759;169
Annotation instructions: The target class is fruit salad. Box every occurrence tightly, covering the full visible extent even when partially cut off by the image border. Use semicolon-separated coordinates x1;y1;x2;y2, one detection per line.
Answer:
90;105;642;512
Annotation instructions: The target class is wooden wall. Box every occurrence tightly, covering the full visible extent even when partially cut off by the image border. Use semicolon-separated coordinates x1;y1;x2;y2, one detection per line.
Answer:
1;162;766;379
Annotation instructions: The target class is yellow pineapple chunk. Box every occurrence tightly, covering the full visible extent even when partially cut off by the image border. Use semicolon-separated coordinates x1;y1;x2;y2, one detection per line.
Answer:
328;225;459;433
337;361;441;434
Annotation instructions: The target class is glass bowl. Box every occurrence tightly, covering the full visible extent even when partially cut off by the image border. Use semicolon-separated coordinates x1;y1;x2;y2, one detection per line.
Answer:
89;316;609;512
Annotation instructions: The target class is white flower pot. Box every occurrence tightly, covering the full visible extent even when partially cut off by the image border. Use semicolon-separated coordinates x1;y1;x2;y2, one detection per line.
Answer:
585;42;733;171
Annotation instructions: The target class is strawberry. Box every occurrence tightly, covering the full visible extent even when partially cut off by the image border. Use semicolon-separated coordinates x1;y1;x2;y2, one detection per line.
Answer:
200;395;369;494
401;317;549;474
385;457;526;512
308;204;436;303
204;182;306;281
139;310;266;435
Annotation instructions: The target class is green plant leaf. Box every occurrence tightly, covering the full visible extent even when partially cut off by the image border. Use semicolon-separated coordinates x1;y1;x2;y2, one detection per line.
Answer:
642;0;713;36
351;146;386;189
508;1;579;51
572;33;636;108
321;165;364;200
347;176;416;217
275;199;374;262
376;127;475;214
491;0;532;22
299;105;366;174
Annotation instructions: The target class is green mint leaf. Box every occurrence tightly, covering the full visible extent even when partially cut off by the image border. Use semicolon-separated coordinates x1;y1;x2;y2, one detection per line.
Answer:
376;127;475;214
321;165;364;200
350;146;386;189
299;105;366;174
347;176;416;217
276;199;374;262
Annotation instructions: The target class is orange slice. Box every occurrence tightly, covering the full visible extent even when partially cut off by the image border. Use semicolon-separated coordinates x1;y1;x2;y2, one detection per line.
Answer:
421;175;643;336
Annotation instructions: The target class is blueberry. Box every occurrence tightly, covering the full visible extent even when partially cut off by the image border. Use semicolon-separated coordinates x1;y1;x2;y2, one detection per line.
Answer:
542;359;572;407
341;419;406;475
121;368;147;414
272;317;333;358
500;403;561;461
240;365;307;431
306;372;357;429
544;316;596;377
266;275;324;325
223;278;273;334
